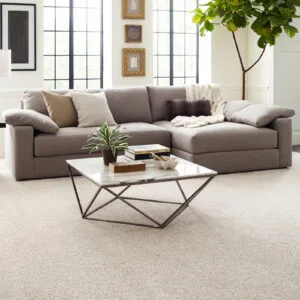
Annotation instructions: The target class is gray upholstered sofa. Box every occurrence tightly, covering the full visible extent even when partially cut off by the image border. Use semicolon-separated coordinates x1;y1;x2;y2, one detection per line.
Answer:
4;86;293;180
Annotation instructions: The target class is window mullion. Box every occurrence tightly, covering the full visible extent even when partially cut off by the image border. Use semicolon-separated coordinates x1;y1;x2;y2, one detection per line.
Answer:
196;0;199;83
170;0;174;86
69;0;74;89
100;0;104;88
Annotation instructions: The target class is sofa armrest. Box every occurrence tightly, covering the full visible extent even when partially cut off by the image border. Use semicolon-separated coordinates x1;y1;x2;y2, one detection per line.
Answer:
5;125;35;180
269;118;292;167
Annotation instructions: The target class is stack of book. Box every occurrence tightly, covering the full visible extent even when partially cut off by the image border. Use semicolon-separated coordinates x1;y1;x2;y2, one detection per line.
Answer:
125;144;171;161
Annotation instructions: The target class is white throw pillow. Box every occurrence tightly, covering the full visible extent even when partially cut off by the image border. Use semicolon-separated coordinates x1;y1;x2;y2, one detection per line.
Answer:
70;91;117;127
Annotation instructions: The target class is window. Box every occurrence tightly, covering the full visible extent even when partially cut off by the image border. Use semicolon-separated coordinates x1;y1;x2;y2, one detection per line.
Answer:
43;0;103;89
153;0;210;86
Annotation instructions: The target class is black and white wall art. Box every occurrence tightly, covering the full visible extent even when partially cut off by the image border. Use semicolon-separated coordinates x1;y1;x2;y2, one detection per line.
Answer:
0;3;36;71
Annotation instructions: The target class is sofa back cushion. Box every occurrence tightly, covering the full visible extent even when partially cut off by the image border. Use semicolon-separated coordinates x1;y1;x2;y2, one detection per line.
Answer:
23;90;70;115
23;87;152;124
103;87;152;124
147;86;186;122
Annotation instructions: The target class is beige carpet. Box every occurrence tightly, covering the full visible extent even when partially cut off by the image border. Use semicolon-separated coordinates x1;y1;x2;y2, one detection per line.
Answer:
0;155;300;300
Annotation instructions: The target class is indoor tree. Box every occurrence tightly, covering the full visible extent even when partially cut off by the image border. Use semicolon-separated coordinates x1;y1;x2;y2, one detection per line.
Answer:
192;0;300;99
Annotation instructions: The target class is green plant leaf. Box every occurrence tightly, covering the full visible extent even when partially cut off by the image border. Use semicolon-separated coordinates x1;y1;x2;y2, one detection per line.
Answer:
258;35;267;48
192;14;202;23
284;24;298;38
204;20;214;31
82;122;129;155
233;13;247;28
279;7;293;19
227;20;238;32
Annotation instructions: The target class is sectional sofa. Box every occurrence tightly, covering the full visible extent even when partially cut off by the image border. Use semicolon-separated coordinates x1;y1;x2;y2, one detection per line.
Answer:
4;86;293;180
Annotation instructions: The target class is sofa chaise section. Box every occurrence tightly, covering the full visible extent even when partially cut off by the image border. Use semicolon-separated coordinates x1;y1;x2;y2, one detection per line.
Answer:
155;120;281;173
147;85;293;173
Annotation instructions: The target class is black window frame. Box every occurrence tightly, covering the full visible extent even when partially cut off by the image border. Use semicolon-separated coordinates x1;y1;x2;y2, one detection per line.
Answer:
43;0;104;89
153;0;200;86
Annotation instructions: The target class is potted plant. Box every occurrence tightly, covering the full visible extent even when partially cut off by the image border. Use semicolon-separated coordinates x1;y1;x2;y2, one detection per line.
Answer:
192;0;300;99
82;122;129;166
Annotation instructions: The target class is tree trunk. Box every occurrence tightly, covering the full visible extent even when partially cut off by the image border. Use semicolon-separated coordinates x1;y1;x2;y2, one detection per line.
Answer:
232;32;266;100
242;70;246;100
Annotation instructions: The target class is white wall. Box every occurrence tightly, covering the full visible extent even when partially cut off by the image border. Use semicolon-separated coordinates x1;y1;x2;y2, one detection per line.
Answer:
246;28;272;104
273;19;300;145
211;26;248;100
105;0;153;88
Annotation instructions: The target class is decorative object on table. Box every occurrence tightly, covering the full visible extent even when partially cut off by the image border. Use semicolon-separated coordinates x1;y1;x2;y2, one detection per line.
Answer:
124;24;142;43
122;48;145;76
125;144;170;160
82;122;129;166
109;161;146;173
0;3;36;71
0;49;11;77
152;153;179;170
122;0;145;19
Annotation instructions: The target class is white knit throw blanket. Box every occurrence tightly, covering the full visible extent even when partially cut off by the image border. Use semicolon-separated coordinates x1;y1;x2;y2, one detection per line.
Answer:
171;114;224;128
185;83;227;115
171;84;227;128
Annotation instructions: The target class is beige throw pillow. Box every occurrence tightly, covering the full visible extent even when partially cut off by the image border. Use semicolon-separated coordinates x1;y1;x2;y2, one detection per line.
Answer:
42;91;78;127
70;91;117;127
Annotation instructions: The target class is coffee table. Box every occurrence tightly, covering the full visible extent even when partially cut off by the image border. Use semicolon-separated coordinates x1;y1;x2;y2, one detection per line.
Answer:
67;156;217;228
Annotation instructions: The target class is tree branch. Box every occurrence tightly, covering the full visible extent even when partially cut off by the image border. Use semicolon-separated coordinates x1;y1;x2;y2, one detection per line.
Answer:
232;32;245;72
245;47;266;72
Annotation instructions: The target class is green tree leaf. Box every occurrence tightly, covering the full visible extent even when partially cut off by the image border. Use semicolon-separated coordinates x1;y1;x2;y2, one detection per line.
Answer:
192;14;202;23
204;20;214;31
284;25;298;38
227;20;238;32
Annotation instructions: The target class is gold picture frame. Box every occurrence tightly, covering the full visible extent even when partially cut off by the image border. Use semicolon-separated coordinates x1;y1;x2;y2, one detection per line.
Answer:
122;0;145;19
124;24;142;43
122;48;145;77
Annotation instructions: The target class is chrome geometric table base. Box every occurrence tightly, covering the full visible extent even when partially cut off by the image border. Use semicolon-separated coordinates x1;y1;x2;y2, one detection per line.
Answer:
68;165;215;229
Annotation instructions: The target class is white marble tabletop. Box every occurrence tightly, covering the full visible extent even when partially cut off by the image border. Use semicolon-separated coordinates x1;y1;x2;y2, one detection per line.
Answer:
67;156;217;187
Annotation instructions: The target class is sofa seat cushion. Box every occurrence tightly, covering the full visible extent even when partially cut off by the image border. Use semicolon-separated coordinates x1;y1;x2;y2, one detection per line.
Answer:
34;123;171;157
154;121;277;154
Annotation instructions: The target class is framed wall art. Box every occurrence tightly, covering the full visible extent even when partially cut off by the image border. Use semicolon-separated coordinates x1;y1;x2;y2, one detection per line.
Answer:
122;0;145;19
125;25;142;43
122;48;145;76
0;3;36;71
